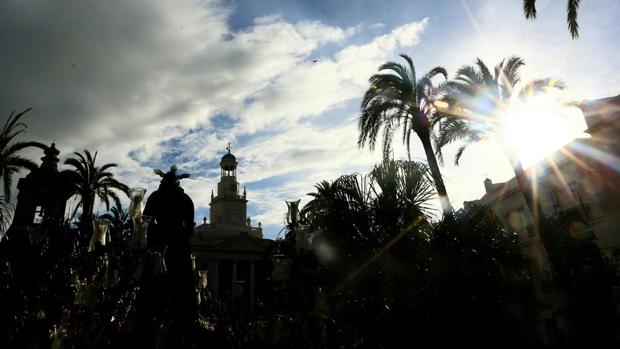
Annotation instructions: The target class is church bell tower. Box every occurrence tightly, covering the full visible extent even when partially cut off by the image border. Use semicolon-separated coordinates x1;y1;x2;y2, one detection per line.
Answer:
209;145;248;232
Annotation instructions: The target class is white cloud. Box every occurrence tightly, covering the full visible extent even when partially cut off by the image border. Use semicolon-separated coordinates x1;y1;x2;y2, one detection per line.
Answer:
237;19;429;133
7;0;617;239
369;23;386;30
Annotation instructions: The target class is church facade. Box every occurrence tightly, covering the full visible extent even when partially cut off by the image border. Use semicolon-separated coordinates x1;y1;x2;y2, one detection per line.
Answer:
191;149;273;313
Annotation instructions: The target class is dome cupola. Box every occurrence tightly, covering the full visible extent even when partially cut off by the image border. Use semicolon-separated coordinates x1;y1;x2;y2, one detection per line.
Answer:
220;143;237;177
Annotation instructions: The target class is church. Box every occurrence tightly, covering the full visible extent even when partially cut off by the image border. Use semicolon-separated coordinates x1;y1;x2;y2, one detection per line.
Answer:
191;148;273;313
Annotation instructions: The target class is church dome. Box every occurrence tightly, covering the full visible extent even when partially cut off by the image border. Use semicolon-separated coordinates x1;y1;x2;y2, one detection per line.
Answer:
221;152;236;162
220;151;237;171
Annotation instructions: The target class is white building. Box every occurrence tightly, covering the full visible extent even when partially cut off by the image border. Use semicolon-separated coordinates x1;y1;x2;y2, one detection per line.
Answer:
191;149;272;312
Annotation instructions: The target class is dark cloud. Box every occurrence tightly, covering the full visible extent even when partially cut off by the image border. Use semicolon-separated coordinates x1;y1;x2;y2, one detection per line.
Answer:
1;0;227;152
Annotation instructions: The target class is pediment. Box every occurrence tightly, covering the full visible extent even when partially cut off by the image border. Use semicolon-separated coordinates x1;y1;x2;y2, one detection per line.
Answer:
214;232;271;252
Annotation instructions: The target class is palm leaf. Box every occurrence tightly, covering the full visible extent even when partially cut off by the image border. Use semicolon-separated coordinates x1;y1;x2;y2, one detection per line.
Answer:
501;56;525;92
518;78;566;99
567;0;580;39
523;0;537;18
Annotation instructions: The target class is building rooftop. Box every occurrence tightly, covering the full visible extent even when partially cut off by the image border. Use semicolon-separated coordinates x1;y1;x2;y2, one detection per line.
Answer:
580;94;620;134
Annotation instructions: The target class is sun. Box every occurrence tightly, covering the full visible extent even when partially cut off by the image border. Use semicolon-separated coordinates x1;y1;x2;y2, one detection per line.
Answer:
497;93;584;167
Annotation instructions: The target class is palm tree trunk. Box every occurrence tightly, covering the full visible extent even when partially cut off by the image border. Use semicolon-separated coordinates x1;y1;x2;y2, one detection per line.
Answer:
420;135;454;216
80;196;95;236
511;159;539;221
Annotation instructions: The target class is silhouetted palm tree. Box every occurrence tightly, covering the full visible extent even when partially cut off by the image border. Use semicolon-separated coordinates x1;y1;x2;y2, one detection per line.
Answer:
433;56;563;214
303;159;435;246
99;201;128;226
0;108;46;199
62;150;129;231
301;159;435;346
99;201;128;242
358;54;453;215
301;160;531;347
419;202;531;346
524;0;581;38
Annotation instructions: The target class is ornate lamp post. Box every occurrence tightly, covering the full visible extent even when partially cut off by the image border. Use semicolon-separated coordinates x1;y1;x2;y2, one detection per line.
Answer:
128;188;146;220
88;223;109;252
198;270;208;289
130;215;150;250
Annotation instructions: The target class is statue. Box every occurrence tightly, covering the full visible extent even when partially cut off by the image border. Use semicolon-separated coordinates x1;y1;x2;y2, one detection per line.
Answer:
143;165;197;321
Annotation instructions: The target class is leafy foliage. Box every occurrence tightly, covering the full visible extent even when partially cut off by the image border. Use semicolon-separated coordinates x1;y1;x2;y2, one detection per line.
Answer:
99;201;128;226
62;150;129;225
523;0;581;38
0;196;13;238
302;160;533;347
359;54;453;214
0;108;46;199
433;56;564;165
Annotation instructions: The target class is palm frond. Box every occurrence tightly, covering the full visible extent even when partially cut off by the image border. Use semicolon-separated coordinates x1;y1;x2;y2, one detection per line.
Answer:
426;66;448;80
455;65;483;86
399;54;416;84
4;141;47;154
567;0;580;39
493;59;505;81
359;99;400;150
3;169;14;199
523;0;537;19
519;78;566;99
0;196;14;237
454;144;469;166
2;108;32;136
475;58;494;86
97;163;118;174
501;56;525;90
63;149;129;220
2;155;39;172
379;62;411;84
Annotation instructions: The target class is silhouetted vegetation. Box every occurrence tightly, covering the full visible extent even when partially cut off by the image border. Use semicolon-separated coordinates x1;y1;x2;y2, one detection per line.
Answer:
359;54;454;216
1;47;619;348
524;0;581;38
299;159;535;347
62;150;129;235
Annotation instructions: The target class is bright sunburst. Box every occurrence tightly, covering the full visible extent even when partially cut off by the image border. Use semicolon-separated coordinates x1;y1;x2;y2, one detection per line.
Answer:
498;93;585;167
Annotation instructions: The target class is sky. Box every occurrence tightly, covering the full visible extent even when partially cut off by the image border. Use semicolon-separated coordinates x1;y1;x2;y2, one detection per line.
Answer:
1;0;619;239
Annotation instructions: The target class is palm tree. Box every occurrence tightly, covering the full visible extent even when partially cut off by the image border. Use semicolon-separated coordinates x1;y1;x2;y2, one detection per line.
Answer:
523;0;581;39
433;56;563;215
99;201;128;241
0;108;46;199
302;159;435;286
419;202;532;346
99;201;128;226
301;159;435;346
358;54;453;215
301;161;532;346
62;150;129;232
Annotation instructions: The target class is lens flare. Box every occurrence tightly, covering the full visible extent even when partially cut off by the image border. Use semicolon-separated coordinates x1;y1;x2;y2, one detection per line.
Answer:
498;93;581;167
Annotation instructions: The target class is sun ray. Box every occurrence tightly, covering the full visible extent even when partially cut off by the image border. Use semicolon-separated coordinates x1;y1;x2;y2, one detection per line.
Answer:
558;145;593;173
545;155;575;202
570;141;620;174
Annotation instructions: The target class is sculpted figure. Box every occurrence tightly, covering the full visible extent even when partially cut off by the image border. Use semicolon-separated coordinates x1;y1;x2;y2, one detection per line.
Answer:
143;165;197;321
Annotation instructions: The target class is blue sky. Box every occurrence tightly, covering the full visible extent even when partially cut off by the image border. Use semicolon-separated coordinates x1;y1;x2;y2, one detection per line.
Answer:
1;0;619;238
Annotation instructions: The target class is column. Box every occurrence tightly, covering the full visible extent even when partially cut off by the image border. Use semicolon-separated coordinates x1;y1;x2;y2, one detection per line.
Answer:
232;260;237;282
250;261;255;313
232;260;239;313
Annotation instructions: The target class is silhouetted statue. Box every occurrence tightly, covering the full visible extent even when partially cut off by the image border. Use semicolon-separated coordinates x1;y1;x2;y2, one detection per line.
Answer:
143;165;197;322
